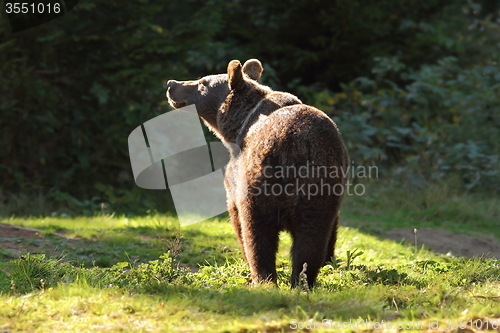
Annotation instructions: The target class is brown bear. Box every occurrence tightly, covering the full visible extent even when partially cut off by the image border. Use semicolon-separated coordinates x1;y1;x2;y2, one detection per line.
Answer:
166;59;349;288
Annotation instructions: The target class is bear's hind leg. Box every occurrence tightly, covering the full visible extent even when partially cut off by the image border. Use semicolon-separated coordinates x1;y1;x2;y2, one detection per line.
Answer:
240;207;280;284
323;211;340;266
290;229;329;288
290;202;336;288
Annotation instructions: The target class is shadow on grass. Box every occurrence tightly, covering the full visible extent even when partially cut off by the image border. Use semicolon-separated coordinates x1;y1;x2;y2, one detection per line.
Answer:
0;224;179;268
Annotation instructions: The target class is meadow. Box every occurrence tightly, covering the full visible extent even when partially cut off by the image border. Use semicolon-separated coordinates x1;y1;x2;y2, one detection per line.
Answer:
1;181;499;332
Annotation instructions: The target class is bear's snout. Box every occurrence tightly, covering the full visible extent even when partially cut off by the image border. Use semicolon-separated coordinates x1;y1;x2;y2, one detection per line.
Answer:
166;80;191;109
166;79;177;88
165;80;180;98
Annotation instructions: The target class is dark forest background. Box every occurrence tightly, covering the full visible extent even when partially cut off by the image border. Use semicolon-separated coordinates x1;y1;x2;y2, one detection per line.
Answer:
1;0;499;215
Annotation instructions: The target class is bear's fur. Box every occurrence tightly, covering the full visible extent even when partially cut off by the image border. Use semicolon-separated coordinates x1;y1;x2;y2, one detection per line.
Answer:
167;59;349;287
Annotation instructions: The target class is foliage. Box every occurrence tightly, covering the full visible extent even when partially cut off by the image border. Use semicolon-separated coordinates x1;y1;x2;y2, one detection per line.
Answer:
316;56;500;192
1;0;499;213
0;253;75;294
0;0;229;211
223;0;499;91
0;252;183;295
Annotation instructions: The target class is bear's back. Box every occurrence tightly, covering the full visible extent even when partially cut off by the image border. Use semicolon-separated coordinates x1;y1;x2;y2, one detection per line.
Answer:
236;103;348;228
243;104;346;168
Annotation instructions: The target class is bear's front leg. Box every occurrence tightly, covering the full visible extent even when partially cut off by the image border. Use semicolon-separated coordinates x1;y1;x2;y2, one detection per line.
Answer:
225;167;248;263
228;199;246;262
239;198;280;285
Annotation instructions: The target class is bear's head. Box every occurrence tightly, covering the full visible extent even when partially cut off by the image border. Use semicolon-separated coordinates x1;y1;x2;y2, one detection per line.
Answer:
166;59;264;130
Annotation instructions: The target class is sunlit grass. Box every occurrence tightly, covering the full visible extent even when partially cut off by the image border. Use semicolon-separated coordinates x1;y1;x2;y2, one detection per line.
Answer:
0;184;499;332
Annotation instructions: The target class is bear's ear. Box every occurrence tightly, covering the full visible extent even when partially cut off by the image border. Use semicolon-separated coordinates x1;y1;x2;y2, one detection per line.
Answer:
228;60;244;90
242;59;263;82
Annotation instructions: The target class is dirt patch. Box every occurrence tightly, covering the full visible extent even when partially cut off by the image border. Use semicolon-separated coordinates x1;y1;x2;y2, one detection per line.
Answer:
1;223;500;260
342;220;500;259
0;223;44;239
0;222;81;259
383;228;500;259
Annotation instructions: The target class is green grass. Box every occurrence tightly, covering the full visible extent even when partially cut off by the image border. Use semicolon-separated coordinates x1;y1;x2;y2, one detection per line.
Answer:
0;214;178;267
0;182;499;332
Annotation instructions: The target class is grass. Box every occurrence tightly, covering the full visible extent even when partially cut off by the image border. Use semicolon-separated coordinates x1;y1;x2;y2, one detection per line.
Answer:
0;180;499;332
0;214;177;267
